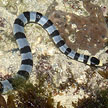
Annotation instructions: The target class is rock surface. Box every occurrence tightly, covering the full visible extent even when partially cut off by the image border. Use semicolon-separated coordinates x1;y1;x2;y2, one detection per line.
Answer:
0;0;108;108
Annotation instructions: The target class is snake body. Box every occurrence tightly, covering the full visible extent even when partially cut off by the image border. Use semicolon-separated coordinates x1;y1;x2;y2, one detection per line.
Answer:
0;12;102;94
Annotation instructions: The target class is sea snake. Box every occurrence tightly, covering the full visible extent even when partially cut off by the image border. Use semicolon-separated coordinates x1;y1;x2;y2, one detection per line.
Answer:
0;11;103;94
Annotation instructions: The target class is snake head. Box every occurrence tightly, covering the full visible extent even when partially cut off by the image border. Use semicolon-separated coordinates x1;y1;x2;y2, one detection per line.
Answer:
90;57;103;67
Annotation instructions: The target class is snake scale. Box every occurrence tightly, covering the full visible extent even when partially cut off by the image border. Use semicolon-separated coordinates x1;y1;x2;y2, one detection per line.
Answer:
0;12;102;94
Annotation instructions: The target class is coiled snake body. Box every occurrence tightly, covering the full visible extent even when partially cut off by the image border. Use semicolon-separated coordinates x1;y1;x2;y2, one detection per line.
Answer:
0;12;102;94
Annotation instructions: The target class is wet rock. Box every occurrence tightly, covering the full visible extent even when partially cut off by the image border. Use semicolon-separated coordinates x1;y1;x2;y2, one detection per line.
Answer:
49;1;108;55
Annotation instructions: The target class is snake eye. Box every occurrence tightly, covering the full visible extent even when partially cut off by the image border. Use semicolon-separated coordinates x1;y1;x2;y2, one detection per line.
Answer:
102;35;105;39
90;57;100;66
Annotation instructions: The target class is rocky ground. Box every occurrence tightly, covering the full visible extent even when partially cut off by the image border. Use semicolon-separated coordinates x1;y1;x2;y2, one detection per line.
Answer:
0;0;108;108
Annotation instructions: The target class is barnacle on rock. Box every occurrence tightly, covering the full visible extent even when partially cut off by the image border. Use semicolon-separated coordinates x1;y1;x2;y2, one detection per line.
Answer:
6;3;18;14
